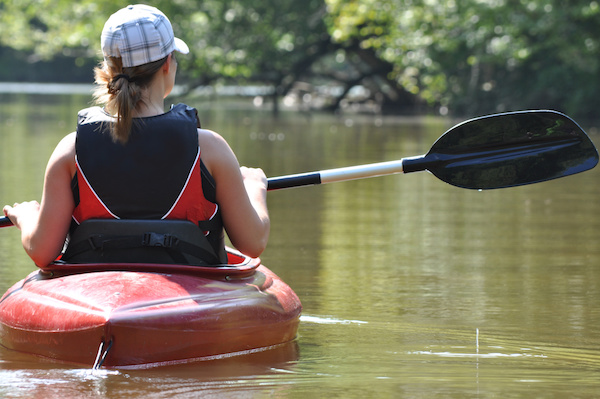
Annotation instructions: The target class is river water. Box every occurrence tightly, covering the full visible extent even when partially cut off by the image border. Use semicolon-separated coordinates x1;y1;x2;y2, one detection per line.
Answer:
1;92;599;398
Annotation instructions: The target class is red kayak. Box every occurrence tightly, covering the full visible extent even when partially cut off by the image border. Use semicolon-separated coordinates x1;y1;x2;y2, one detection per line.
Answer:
0;250;302;369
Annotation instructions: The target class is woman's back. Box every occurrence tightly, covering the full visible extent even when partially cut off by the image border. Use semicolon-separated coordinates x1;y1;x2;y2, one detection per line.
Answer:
3;5;270;266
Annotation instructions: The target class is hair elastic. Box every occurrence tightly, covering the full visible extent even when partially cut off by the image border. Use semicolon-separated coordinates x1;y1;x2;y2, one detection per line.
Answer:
107;74;134;95
112;74;131;82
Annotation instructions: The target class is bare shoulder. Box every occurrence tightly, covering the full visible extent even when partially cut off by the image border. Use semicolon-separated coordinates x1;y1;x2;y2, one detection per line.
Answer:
54;132;76;157
197;128;229;149
197;128;238;170
49;132;76;176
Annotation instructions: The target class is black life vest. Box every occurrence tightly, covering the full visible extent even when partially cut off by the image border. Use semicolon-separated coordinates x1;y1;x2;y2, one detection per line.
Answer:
64;103;227;265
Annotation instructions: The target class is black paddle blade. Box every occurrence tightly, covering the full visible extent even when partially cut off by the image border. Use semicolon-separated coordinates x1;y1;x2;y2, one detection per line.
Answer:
402;110;598;189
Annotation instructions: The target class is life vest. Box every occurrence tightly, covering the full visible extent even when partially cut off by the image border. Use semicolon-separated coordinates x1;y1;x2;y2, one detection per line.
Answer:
65;103;226;264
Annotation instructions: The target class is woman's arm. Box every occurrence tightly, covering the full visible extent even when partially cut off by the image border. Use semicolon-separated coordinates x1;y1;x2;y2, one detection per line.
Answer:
198;129;270;258
3;133;76;267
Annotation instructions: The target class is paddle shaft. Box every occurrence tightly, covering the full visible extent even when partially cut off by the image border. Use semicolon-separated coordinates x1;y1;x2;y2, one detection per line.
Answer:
267;157;419;190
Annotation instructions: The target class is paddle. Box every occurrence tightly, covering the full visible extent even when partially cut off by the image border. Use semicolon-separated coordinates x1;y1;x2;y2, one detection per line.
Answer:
267;110;598;190
1;110;597;228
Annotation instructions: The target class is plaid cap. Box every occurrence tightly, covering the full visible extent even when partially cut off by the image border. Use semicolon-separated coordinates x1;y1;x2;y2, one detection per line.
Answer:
101;4;189;68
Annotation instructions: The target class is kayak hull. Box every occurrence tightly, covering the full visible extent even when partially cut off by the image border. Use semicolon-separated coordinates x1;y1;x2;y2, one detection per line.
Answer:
0;252;302;369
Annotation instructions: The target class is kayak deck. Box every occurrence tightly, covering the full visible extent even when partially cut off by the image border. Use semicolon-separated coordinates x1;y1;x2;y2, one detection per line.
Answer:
0;251;302;369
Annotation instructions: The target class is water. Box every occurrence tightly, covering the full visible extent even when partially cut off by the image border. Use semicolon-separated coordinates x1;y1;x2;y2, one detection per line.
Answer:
1;92;600;397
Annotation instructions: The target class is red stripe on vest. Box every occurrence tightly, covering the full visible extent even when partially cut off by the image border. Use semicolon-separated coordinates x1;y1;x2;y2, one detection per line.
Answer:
72;157;116;224
164;150;218;223
72;150;218;225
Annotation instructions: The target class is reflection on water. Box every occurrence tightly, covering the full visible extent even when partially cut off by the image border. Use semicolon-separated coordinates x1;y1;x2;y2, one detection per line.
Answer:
0;341;300;398
1;92;600;397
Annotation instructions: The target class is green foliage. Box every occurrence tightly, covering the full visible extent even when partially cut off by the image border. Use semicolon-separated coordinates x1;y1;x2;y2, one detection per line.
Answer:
0;0;333;90
0;0;120;58
169;0;331;85
325;0;600;118
2;0;600;119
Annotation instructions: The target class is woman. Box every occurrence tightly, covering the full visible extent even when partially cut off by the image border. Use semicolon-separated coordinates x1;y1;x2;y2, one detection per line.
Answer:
3;5;269;267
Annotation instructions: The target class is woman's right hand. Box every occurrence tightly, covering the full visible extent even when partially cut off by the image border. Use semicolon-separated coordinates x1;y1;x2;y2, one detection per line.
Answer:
3;200;41;231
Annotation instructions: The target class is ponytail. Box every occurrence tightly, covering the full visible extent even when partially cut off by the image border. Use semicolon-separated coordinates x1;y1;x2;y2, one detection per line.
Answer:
93;55;169;144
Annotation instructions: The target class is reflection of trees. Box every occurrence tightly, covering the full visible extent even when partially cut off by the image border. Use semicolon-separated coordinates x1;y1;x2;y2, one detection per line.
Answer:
317;146;600;344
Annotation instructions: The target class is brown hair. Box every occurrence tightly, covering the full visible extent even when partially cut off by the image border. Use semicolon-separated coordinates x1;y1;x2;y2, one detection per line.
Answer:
93;55;169;144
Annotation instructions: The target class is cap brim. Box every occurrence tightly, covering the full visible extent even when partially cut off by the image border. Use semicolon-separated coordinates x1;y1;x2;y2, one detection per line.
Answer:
174;37;189;55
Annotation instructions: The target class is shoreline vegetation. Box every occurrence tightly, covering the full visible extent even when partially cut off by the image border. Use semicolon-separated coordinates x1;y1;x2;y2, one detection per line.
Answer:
0;82;390;117
2;2;600;122
2;82;600;131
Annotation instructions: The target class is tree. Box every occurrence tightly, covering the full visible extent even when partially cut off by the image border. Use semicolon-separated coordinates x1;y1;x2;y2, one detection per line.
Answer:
2;0;600;119
0;0;119;59
169;0;341;113
324;0;600;119
0;0;420;113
